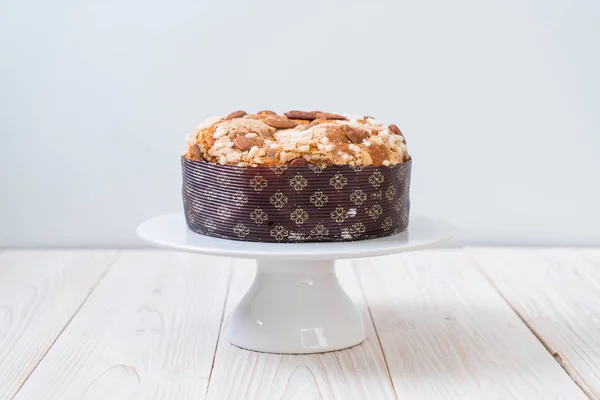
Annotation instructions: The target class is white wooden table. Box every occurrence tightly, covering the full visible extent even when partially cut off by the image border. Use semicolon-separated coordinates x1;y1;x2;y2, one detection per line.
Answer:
1;249;599;399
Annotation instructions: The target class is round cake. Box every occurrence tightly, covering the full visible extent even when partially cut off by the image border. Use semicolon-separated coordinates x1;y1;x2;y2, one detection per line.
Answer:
181;110;411;242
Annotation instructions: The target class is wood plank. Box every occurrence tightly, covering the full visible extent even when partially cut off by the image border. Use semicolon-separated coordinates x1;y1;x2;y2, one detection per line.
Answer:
0;250;115;399
15;251;232;400
205;259;396;400
358;250;586;400
470;247;600;399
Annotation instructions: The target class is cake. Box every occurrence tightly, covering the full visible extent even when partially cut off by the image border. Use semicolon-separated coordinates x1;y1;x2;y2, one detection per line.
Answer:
182;110;411;242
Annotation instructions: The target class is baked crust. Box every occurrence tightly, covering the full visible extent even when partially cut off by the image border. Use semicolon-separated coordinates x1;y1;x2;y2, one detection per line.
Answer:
182;110;409;167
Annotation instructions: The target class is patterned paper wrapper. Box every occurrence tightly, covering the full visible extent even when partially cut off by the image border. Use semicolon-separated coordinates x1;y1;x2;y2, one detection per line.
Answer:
181;157;412;243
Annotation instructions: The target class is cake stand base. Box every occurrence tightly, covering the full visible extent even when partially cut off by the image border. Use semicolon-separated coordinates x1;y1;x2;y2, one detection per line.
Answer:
227;259;365;354
137;212;454;354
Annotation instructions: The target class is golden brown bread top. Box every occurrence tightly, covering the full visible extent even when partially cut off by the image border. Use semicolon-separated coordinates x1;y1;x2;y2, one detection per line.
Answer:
183;110;409;167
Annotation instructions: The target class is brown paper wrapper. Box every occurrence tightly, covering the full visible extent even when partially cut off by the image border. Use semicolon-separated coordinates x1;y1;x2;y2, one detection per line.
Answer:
182;157;411;242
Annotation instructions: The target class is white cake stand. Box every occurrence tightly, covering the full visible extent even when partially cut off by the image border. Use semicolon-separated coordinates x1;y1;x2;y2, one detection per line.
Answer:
137;212;454;354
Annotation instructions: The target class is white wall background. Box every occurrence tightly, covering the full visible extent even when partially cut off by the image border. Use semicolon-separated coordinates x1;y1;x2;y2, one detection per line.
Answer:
1;0;599;247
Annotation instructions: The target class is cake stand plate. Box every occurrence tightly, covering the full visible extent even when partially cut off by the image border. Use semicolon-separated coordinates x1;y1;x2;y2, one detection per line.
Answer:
137;212;454;354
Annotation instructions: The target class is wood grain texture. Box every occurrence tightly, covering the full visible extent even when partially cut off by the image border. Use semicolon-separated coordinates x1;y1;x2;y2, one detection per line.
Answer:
470;248;600;399
357;250;586;400
205;259;397;400
15;251;232;400
0;250;115;399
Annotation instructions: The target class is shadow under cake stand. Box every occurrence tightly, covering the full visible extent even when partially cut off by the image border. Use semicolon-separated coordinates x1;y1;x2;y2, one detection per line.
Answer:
137;212;454;354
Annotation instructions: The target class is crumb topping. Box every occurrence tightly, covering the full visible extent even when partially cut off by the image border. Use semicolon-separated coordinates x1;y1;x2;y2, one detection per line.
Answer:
183;110;409;167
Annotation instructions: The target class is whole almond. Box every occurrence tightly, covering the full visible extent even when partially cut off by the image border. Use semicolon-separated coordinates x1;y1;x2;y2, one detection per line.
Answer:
285;110;318;120
388;124;403;136
289;158;308;167
257;110;276;115
265;116;298;129
344;126;368;144
364;115;374;120
234;135;257;151
226;110;247;119
316;112;347;120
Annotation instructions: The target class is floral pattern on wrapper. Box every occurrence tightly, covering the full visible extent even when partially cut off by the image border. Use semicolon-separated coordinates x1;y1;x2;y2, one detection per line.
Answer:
182;157;411;243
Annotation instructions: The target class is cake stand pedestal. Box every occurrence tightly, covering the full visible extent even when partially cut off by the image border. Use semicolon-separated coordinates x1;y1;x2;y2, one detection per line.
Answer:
137;212;454;354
